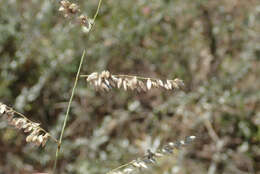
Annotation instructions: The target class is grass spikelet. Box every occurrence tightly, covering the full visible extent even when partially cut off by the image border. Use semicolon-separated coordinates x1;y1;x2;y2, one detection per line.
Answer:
81;70;185;92
0;102;58;147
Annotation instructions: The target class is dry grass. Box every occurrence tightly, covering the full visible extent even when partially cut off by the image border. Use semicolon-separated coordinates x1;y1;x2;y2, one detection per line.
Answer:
58;0;97;33
0;102;57;147
0;1;196;173
82;70;184;92
108;136;196;174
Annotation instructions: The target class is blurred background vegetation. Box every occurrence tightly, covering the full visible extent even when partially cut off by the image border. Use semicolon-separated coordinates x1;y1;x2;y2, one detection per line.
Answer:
0;0;260;173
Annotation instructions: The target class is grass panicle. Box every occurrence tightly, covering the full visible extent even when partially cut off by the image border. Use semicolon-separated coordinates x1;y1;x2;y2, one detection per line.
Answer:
0;102;58;147
59;0;96;33
81;70;185;92
108;136;196;174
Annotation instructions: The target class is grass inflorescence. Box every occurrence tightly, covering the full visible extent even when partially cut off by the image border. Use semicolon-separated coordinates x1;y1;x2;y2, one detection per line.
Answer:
81;70;184;92
108;136;196;174
0;102;58;147
0;0;196;173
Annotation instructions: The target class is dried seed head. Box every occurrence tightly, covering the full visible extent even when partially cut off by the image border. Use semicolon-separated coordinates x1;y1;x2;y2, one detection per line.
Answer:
84;71;184;93
59;0;80;18
108;135;196;174
59;0;97;33
0;102;54;147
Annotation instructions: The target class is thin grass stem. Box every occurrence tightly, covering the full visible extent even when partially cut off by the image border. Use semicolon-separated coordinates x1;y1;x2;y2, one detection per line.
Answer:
53;50;86;173
53;0;102;172
93;0;103;21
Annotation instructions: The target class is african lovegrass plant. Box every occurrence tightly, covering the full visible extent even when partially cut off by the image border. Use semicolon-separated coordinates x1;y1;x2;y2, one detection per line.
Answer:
0;1;196;173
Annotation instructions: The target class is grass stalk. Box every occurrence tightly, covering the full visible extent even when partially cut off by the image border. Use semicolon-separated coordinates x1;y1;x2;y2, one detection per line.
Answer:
93;0;103;22
53;50;86;173
53;0;103;172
